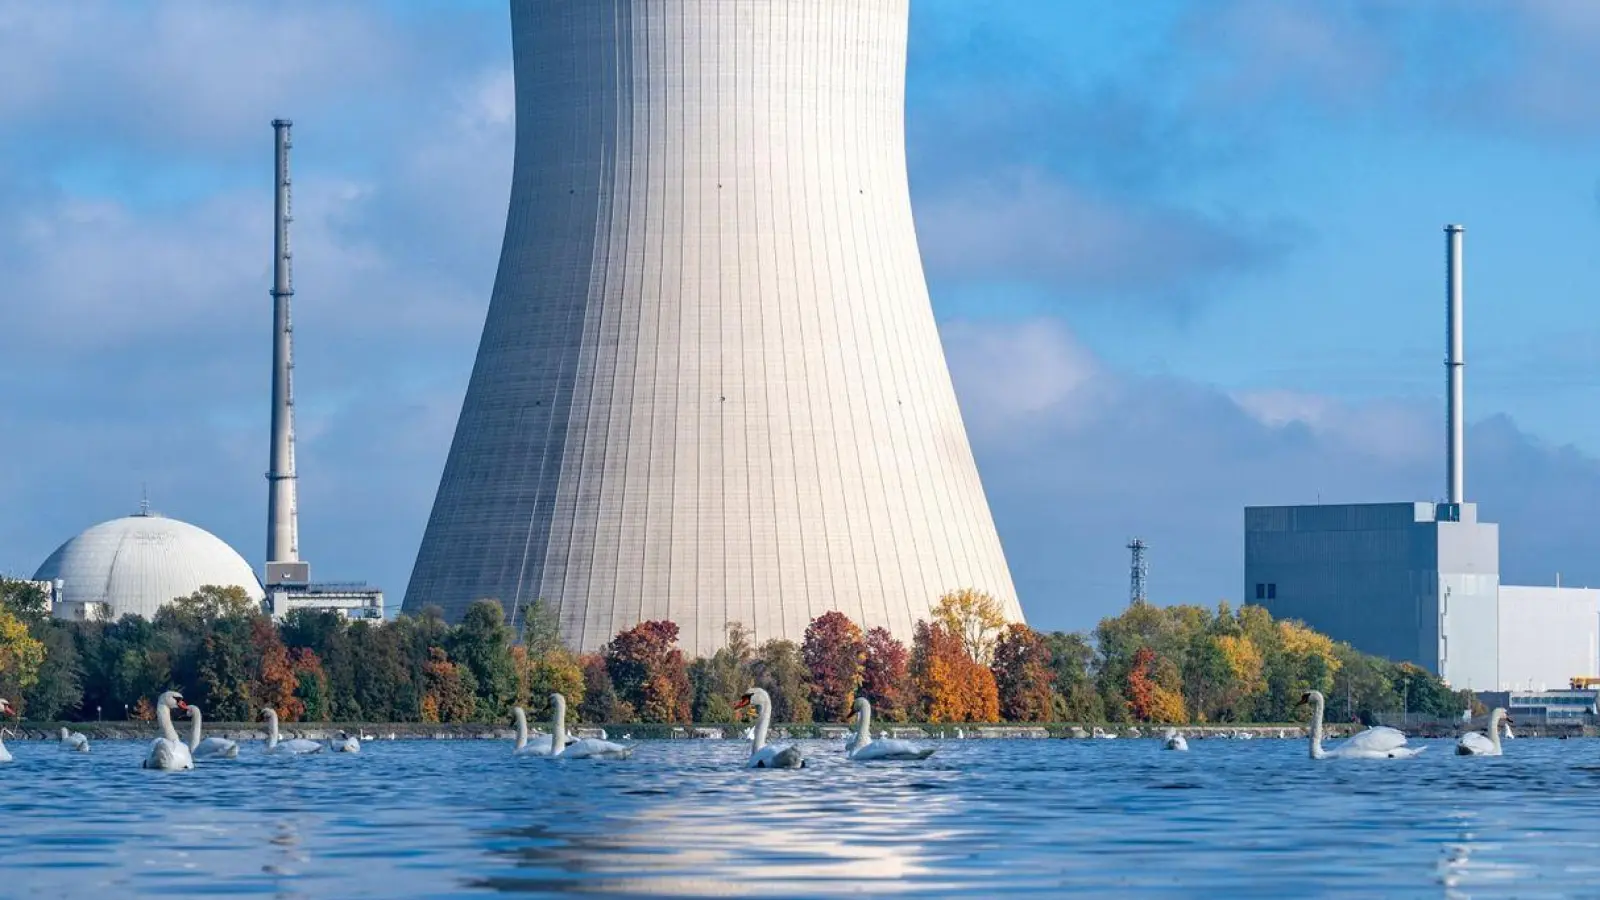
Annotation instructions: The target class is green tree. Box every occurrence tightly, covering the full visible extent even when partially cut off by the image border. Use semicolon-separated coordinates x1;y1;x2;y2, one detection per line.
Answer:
690;622;754;722
451;600;518;720
22;619;81;719
750;639;811;723
0;578;51;624
578;653;630;723
1042;631;1103;722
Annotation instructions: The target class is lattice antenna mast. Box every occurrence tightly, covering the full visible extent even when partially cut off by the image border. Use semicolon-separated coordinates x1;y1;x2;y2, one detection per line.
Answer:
1127;538;1149;606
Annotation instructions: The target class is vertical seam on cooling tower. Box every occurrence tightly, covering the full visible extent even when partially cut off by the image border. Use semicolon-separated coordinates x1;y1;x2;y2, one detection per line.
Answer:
854;1;917;640
613;0;644;646
510;5;576;635
839;0;877;632
763;0;784;649
719;0;734;658
819;0;852;621
778;1;809;645
738;0;759;650
791;1;821;634
635;0;658;645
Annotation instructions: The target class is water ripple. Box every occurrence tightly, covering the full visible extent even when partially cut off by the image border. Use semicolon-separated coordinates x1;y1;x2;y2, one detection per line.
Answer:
1;737;1598;896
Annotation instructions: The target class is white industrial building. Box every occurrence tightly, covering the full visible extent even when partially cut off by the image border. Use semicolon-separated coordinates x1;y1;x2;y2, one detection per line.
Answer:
1245;226;1598;691
403;0;1022;654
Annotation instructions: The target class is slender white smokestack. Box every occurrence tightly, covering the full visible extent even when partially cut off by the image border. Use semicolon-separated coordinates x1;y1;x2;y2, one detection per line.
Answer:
1445;224;1465;504
266;119;299;568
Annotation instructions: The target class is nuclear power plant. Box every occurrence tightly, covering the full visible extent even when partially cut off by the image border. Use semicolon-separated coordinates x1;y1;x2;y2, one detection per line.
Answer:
1246;225;1599;692
403;0;1023;654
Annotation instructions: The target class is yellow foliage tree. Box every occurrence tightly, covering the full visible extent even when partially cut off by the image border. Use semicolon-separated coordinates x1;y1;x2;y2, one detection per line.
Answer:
0;606;45;692
1147;683;1188;724
1216;635;1264;690
1278;620;1342;680
931;588;1008;664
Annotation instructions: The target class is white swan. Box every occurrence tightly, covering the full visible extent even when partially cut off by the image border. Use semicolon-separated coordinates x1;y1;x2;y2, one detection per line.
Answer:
512;706;562;756
1163;728;1188;751
549;694;632;759
0;699;13;763
260;708;323;755
1299;690;1425;760
187;705;239;759
141;691;194;770
58;727;89;752
1458;709;1511;757
845;698;934;761
733;688;804;768
1091;727;1117;740
330;731;360;753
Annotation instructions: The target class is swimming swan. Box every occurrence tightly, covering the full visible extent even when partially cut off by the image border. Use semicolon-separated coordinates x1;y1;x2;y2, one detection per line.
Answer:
846;697;934;761
1163;728;1188;751
187;705;239;759
1298;690;1425;760
330;731;360;753
1458;708;1511;757
141;691;194;770
733;688;804;769
59;727;89;752
512;707;562;756
549;693;632;760
0;699;13;763
260;708;323;755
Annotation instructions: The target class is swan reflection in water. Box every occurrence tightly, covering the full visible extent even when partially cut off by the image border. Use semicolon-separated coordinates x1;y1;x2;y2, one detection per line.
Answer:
469;748;978;895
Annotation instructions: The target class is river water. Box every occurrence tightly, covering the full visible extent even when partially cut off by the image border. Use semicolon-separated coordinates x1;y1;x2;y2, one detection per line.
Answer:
2;733;1597;897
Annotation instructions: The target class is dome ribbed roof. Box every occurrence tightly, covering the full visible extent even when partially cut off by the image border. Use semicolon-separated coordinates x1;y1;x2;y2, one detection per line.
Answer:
33;512;264;620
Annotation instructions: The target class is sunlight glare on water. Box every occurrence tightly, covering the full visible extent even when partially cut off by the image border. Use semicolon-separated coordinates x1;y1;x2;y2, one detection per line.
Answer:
3;736;1600;897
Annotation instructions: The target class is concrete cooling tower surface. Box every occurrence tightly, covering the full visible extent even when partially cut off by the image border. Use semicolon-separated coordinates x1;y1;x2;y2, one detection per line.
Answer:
404;0;1023;656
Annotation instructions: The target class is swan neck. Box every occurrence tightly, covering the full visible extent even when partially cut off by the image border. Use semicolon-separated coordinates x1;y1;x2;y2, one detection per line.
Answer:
1310;695;1325;758
514;708;528;751
157;702;179;743
1490;711;1503;752
265;710;280;747
753;698;771;752
189;707;202;750
854;702;871;748
551;698;567;752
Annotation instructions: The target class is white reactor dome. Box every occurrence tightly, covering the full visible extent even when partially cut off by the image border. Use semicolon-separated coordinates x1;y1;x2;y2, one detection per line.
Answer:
33;511;265;620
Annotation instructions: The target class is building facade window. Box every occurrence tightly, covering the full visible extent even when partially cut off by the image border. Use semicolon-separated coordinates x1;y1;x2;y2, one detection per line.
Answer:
1267;584;1277;600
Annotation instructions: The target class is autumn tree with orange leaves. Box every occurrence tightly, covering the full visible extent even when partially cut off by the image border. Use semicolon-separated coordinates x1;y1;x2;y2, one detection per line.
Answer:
910;621;999;723
251;616;302;722
604;620;691;723
1125;647;1187;723
802;611;866;721
421;647;477;723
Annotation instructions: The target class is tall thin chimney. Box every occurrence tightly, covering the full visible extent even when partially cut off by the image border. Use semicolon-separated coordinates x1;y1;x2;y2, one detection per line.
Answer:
266;119;300;571
1445;224;1465;504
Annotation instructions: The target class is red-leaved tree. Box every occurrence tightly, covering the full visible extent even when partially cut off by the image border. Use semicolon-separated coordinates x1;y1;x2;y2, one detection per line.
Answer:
604;620;691;723
861;627;911;722
990;623;1055;722
802;611;866;721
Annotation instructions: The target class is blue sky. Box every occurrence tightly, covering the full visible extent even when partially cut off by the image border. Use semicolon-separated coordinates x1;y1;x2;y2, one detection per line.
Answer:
3;0;1599;633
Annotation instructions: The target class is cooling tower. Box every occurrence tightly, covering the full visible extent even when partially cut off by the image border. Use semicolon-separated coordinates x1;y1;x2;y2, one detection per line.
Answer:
403;0;1023;655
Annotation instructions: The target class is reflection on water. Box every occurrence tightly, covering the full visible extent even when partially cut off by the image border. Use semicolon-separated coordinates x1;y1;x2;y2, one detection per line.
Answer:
2;736;1600;896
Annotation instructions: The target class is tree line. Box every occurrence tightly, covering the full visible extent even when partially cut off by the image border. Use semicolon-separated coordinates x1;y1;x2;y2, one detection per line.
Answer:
0;579;1467;725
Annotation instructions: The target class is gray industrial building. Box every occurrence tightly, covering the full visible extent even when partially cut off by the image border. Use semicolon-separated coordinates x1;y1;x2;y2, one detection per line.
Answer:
1245;226;1598;691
